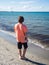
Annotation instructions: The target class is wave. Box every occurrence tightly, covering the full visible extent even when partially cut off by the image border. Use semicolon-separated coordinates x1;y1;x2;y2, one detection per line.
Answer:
28;38;49;50
27;32;49;50
0;23;14;32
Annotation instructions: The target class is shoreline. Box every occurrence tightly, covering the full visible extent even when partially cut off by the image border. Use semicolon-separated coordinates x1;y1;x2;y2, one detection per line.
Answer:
0;37;49;65
0;29;49;50
28;38;49;50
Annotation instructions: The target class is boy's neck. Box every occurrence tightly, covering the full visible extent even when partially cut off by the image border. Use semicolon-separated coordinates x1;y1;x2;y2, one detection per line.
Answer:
18;22;23;24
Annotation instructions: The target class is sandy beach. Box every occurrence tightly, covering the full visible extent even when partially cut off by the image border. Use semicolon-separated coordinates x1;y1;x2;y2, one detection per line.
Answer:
0;37;49;65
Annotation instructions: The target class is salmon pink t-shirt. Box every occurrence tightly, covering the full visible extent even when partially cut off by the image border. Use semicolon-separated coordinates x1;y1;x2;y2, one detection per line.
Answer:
14;23;27;43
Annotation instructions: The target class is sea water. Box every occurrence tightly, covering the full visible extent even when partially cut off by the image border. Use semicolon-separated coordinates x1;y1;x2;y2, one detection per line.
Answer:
0;11;49;49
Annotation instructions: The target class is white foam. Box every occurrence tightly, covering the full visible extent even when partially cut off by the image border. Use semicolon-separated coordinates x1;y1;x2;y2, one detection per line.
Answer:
0;30;16;37
28;38;49;50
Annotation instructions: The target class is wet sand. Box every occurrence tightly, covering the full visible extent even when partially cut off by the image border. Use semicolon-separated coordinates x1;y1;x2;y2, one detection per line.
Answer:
0;37;49;65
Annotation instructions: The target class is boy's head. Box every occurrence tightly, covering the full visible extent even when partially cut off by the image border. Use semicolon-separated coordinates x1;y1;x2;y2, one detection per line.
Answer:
18;16;24;23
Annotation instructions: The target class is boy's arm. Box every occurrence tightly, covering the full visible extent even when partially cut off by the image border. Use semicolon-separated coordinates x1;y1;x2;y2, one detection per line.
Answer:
14;25;16;33
24;26;28;41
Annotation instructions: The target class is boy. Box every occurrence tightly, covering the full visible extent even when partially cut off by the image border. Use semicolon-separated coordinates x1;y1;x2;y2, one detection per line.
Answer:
14;16;28;59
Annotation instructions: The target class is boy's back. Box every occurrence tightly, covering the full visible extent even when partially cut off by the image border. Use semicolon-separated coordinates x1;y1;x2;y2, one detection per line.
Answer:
14;23;27;43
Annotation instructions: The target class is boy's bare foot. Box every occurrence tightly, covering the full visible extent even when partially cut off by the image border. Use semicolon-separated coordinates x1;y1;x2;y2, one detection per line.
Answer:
21;56;27;60
19;55;24;59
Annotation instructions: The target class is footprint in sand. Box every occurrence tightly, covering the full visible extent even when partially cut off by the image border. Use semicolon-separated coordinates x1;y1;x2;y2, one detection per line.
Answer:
10;58;14;61
6;47;10;51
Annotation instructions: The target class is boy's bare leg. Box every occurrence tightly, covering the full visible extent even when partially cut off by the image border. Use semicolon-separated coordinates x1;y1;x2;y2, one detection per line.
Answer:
22;49;27;58
18;49;22;58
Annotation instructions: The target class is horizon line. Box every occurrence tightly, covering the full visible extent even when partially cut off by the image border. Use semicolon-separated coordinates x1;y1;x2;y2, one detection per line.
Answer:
0;11;49;12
